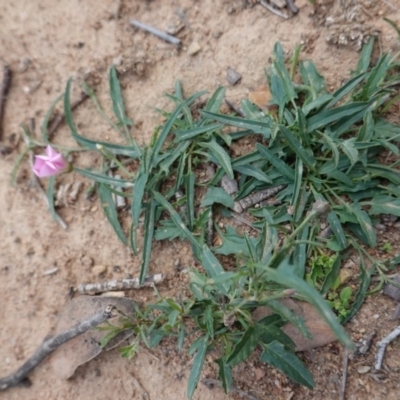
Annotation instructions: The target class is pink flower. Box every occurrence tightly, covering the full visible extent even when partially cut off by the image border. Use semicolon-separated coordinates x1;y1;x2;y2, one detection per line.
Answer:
33;145;67;178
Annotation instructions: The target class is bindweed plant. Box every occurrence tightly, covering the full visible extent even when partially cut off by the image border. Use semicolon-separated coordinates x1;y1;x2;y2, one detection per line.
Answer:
18;39;400;397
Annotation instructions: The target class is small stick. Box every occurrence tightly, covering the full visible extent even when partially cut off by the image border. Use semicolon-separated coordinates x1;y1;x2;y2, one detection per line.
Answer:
48;92;88;139
77;273;165;295
375;325;400;370
259;0;289;19
233;184;286;213
225;99;245;118
285;0;299;14
130;19;181;46
340;348;349;400
0;305;116;391
0;65;12;140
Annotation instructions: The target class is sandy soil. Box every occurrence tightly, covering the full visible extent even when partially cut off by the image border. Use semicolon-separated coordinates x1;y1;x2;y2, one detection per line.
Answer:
1;0;400;399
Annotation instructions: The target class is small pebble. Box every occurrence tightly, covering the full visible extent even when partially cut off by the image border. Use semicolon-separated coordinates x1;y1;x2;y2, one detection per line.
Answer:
187;41;202;56
357;366;371;374
92;265;107;275
226;67;242;86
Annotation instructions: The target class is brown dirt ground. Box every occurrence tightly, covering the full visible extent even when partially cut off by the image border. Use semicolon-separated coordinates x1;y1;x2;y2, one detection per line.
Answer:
1;0;400;399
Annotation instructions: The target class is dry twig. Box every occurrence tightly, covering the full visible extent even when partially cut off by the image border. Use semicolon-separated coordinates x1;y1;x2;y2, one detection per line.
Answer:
375;325;400;370
0;65;12;140
340;348;349;400
77;273;165;295
0;305;116;391
130;19;181;46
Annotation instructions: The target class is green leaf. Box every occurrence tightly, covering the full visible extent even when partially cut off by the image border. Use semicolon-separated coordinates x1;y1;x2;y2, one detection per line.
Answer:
46;176;59;224
299;60;326;97
201;110;272;137
185;172;196;229
154;219;186;241
200;245;228;292
340;138;359;165
74;167;134;188
256;143;295;181
65;80;140;157
151;90;206;168
307;102;370;133
214;226;258;257
174;123;222;142
293;224;309;278
41;93;63;142
131;172;149;229
204;86;226;113
342;255;374;324
139;199;156;284
349;202;376;248
216;358;232;394
259;209;279;263
324;73;366;109
109;65;133;128
199;139;234;179
355;37;375;74
264;261;354;349
267;300;310;339
201;187;234;208
368;196;400;217
152;190;200;248
226;326;261;366
234;164;272;184
279;125;316;169
327;211;348;250
98;183;127;245
187;336;208;399
260;340;315;389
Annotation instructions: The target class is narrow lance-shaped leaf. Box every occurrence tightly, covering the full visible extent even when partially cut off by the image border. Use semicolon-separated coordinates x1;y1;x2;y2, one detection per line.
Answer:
109;65;133;128
139;199;156;284
201;187;234;208
98;183;128;245
64;80;140;157
201;110;272;136
41;93;63;142
187;335;208;399
260;340;315;389
74;167;134;188
216;358;233;394
226;326;261;366
256;143;295;181
199;139;234;179
150;91;206;169
264;260;354;349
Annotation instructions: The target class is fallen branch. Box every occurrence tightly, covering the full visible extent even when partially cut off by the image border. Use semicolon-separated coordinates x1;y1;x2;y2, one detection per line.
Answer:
374;325;400;370
77;273;165;295
0;65;12;140
0;305;116;391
